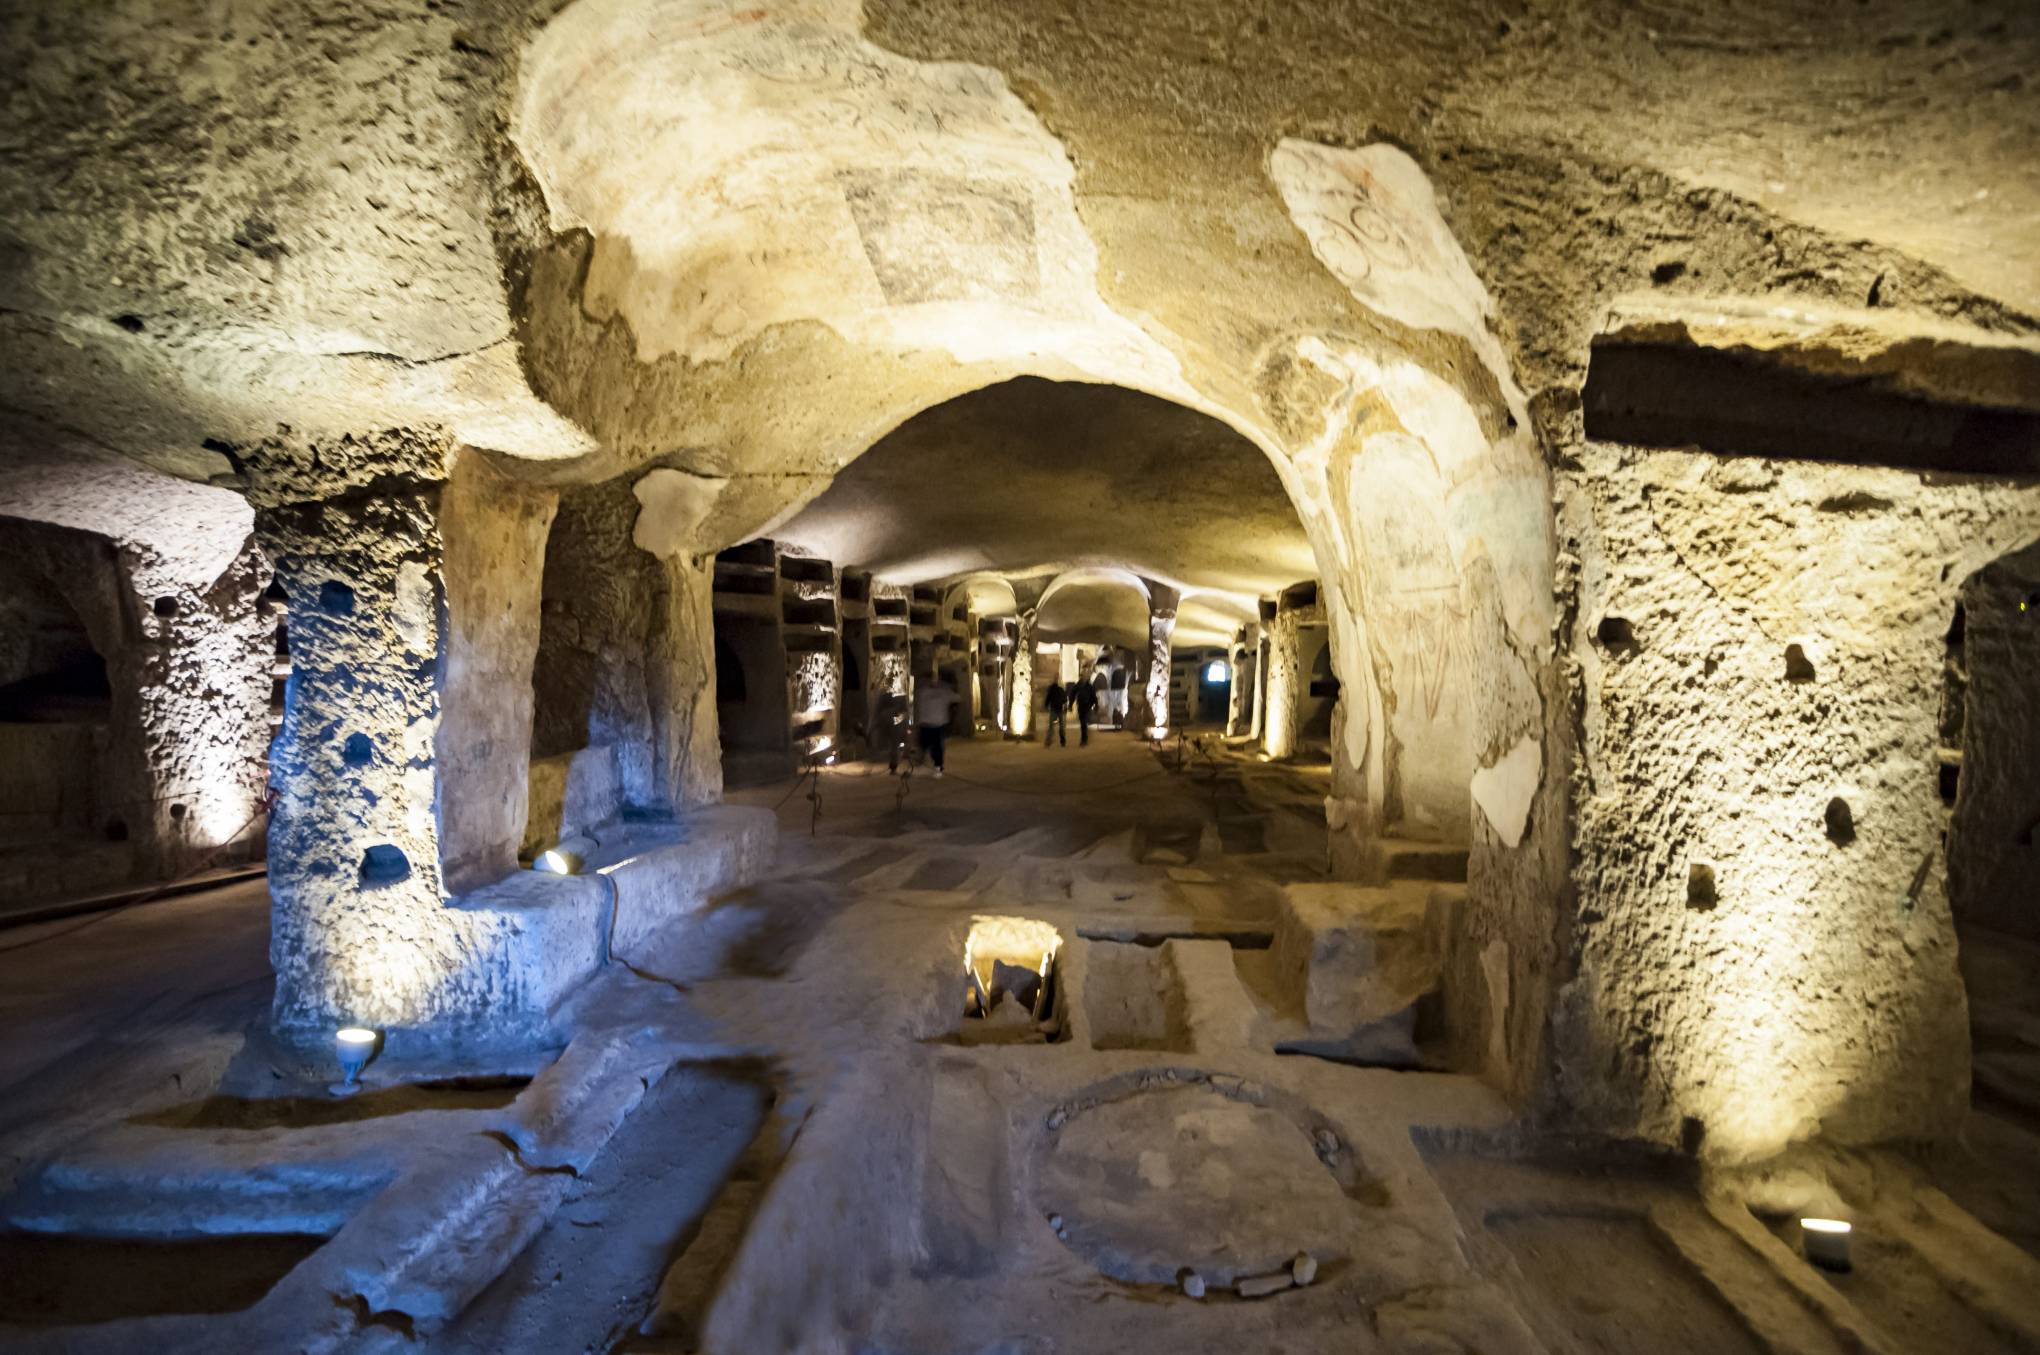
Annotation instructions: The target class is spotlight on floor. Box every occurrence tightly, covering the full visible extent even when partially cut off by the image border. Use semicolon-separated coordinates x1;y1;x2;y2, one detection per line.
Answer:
535;847;586;875
1799;1217;1852;1272
333;1026;378;1097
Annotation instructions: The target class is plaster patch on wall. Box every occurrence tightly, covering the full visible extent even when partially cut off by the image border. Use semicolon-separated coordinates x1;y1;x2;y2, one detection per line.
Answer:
1470;735;1540;848
840;169;1039;305
513;0;1185;393
1271;140;1513;394
634;466;730;559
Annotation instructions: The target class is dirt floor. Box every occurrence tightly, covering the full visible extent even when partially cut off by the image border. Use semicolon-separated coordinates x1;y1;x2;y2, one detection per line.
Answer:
3;730;2038;1353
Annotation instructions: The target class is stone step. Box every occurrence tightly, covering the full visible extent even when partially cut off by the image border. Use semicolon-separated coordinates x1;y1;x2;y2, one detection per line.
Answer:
1167;938;1262;1053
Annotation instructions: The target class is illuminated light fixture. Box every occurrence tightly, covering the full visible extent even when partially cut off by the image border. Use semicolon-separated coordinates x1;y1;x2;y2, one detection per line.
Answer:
535;847;586;876
1205;660;1228;683
812;735;834;754
333;1026;378;1097
1799;1218;1852;1272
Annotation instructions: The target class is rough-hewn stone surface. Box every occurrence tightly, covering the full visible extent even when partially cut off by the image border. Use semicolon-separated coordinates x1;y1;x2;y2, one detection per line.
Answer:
436;456;557;892
532;480;663;806
252;427;480;1036
1557;430;2040;1158
1260;599;1317;764
1;428;273;890
646;552;724;810
534;478;724;821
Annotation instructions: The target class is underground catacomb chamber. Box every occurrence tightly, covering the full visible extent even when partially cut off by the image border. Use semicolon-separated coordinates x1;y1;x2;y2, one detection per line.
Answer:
8;3;2040;1351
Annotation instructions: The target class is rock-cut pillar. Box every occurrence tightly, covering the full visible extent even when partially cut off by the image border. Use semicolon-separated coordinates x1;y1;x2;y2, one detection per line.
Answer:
1144;586;1179;736
1008;612;1036;739
249;429;558;1043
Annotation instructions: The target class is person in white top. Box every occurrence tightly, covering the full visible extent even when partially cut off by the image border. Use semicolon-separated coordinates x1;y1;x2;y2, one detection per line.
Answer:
914;674;961;776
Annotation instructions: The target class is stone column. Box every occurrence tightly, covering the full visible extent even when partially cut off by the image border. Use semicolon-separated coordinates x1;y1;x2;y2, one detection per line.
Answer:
1224;632;1253;736
647;553;723;808
435;457;558;891
1262;608;1303;760
1008;612;1035;738
1144;585;1179;736
250;429;557;1042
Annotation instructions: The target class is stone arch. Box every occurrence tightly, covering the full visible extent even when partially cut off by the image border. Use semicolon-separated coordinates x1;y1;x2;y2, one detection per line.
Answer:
510;0;1553;851
500;0;1559;1076
1034;567;1152;646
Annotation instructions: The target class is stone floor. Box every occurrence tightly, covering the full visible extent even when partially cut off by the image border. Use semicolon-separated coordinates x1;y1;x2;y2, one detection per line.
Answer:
2;730;2038;1353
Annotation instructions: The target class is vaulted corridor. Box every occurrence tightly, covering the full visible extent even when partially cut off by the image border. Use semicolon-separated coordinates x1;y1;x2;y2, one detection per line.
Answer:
3;0;2040;1349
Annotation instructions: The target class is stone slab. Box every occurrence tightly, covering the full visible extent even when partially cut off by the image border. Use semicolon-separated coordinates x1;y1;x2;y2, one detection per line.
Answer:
1271;881;1459;1035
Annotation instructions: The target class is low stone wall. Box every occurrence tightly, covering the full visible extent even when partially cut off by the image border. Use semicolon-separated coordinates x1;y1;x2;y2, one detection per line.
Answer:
449;805;778;1047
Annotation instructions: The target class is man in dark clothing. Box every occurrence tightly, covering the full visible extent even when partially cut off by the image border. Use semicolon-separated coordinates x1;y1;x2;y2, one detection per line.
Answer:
1073;675;1098;745
1042;682;1067;747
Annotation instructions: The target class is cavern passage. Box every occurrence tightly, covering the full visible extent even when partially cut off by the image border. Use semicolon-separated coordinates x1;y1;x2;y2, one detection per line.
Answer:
1;1;2039;1351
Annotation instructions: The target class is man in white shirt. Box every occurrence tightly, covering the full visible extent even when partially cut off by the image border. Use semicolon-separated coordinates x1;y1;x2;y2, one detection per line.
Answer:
914;674;961;777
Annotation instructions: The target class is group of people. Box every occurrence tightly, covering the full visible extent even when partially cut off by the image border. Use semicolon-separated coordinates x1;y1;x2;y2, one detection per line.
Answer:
1040;664;1128;747
881;660;1136;777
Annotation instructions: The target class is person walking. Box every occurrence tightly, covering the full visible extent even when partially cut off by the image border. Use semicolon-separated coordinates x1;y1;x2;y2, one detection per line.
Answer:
877;688;908;774
1108;663;1130;727
1042;681;1068;748
1073;673;1098;746
915;672;961;776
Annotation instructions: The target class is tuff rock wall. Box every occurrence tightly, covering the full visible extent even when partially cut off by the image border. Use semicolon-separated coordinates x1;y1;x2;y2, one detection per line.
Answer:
1;465;272;892
1555;438;2040;1159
